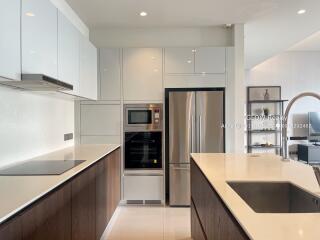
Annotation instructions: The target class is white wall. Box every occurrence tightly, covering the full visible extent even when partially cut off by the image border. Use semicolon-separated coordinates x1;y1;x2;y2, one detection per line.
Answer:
246;51;320;153
228;24;245;153
0;86;74;168
91;26;232;48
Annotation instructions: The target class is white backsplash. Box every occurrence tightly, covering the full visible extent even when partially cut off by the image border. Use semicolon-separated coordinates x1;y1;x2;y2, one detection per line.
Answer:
0;85;74;168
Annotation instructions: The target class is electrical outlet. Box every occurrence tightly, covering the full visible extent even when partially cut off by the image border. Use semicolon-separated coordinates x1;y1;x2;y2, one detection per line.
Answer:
64;133;73;141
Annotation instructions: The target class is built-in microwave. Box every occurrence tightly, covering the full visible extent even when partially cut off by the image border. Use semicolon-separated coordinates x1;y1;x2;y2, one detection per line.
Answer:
124;104;163;132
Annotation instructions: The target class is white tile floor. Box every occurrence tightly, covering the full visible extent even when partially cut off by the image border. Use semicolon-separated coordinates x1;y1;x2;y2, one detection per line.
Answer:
103;206;192;240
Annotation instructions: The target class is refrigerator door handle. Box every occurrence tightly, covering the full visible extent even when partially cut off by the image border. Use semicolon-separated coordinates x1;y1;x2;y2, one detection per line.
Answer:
198;115;202;152
191;115;194;152
171;167;190;170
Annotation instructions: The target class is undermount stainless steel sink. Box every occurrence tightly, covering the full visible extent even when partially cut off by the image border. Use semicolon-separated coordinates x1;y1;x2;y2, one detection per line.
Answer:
227;181;320;213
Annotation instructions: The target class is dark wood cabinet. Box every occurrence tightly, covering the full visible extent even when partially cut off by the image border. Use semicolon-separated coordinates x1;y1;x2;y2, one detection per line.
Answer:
96;149;121;238
0;147;121;240
71;165;96;240
96;158;108;239
0;217;22;240
106;149;121;222
191;200;206;240
191;159;249;240
21;183;72;240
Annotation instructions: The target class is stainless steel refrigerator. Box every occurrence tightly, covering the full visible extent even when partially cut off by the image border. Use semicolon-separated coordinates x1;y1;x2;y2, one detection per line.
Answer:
168;90;225;206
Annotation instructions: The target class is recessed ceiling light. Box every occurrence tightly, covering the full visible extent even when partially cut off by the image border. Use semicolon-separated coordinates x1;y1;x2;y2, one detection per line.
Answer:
187;60;192;64
25;12;35;17
140;11;147;17
297;9;306;15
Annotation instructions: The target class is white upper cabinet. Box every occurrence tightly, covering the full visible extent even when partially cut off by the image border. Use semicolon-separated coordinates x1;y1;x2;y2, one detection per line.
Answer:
99;48;121;101
165;47;226;74
165;48;195;74
79;35;98;100
58;11;80;93
21;0;58;78
123;48;163;101
195;47;226;74
0;0;21;81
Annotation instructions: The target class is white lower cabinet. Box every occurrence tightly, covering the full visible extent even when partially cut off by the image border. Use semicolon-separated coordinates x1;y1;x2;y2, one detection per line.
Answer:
80;135;121;144
79;36;98;100
0;0;21;81
123;175;164;201
123;48;163;101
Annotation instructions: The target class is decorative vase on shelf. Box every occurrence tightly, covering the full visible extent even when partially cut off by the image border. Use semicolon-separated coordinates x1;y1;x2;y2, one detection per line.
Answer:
264;89;270;100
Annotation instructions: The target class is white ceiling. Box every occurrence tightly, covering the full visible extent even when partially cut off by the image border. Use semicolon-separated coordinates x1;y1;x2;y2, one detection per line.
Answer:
65;0;320;69
289;31;320;51
245;0;320;69
65;0;279;28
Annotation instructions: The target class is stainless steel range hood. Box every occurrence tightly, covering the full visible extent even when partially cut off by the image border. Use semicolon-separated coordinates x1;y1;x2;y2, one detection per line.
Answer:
1;74;73;91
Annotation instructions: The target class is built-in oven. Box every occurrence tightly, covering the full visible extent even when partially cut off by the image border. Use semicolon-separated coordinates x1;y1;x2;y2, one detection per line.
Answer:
124;104;163;170
125;131;162;169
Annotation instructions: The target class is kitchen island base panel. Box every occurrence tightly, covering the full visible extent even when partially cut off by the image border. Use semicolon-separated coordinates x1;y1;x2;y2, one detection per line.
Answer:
191;159;249;240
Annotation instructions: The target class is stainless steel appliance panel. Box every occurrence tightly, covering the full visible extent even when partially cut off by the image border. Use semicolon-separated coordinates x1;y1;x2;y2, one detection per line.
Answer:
124;104;163;132
196;91;224;153
169;92;196;164
169;164;190;206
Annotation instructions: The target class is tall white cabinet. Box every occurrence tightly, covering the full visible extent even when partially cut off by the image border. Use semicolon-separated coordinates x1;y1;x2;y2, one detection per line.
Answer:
99;48;121;101
0;0;21;81
123;48;163;102
58;11;80;94
79;35;98;100
21;0;58;78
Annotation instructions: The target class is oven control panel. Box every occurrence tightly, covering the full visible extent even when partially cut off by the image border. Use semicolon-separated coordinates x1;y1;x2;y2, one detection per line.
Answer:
154;108;160;124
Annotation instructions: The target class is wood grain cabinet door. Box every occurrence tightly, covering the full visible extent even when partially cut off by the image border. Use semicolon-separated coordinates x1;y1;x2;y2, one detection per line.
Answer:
96;149;121;239
106;149;121;222
0;217;22;240
71;166;96;240
21;183;71;240
191;159;249;240
96;158;107;239
191;200;206;240
217;202;248;240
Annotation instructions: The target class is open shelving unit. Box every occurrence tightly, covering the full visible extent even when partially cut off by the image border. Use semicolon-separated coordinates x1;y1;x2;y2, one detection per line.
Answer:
246;86;288;155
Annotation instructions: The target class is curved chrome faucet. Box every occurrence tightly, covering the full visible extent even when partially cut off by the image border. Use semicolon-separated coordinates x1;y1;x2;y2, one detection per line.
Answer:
282;92;320;161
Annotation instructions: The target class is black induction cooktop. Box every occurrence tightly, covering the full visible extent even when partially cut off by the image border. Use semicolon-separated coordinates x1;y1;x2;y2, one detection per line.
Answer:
0;160;86;176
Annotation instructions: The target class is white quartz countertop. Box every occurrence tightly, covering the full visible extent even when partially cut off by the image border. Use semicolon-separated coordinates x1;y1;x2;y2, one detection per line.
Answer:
191;153;320;240
0;144;120;224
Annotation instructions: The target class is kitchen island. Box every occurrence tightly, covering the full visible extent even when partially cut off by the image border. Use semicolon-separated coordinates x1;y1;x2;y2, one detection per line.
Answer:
0;144;120;240
191;153;320;240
